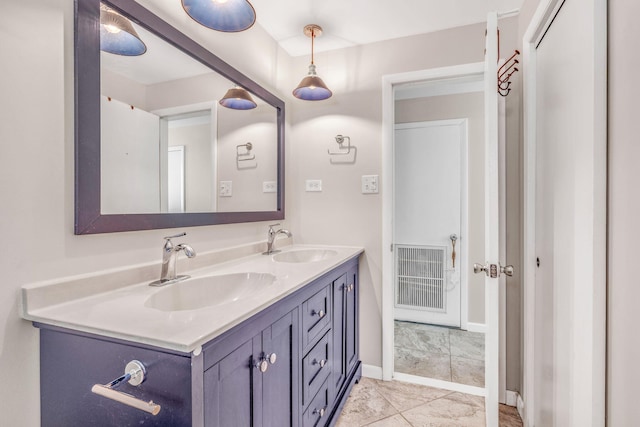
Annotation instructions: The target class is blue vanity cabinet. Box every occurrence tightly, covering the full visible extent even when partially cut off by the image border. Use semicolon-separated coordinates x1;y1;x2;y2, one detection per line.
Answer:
35;255;361;427
203;309;298;427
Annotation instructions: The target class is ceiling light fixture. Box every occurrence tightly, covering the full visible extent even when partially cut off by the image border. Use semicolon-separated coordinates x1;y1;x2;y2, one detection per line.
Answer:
293;24;332;101
219;86;257;110
181;0;256;32
99;5;147;56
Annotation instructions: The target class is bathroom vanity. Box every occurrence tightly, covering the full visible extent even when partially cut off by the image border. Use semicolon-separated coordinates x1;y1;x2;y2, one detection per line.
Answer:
23;245;362;426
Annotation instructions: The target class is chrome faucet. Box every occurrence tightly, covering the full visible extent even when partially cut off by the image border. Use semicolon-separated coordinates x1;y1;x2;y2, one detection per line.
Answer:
263;224;292;255
149;232;196;286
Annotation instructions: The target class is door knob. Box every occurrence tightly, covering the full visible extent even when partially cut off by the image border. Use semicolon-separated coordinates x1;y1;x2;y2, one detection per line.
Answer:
501;265;514;277
473;262;514;278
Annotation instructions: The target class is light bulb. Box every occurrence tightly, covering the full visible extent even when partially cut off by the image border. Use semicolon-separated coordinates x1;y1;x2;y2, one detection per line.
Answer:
103;24;121;34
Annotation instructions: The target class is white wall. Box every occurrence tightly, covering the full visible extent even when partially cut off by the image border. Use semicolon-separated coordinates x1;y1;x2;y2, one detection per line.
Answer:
607;1;640;424
396;92;485;325
288;17;521;374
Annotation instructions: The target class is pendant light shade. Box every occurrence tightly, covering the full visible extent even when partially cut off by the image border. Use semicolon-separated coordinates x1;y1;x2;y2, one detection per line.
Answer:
99;5;146;56
293;25;332;101
219;86;257;110
182;0;256;32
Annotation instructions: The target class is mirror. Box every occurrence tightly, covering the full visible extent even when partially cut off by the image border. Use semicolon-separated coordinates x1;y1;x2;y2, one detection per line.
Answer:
75;0;285;234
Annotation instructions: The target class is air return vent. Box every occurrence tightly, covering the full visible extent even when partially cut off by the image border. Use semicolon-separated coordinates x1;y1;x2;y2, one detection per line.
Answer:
395;245;447;312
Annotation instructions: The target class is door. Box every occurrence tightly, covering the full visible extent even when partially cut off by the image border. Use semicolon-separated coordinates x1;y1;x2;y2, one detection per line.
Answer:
526;0;607;425
393;119;466;327
259;310;297;427
480;11;500;427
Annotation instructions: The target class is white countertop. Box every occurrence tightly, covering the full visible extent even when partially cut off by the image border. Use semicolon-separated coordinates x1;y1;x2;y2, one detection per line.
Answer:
22;244;363;353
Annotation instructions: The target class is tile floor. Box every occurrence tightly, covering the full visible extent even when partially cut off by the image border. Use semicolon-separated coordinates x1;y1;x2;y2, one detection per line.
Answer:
336;377;523;427
394;321;485;387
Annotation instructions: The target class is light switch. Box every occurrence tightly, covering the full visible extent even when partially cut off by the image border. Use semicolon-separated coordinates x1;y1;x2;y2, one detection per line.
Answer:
362;175;379;194
263;181;277;193
305;179;322;192
219;181;232;197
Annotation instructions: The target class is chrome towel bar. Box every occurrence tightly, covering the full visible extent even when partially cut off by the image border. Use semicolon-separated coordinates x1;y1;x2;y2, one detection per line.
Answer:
91;360;161;416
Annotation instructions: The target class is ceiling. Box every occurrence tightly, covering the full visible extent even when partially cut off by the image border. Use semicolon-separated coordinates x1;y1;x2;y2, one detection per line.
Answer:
249;0;524;56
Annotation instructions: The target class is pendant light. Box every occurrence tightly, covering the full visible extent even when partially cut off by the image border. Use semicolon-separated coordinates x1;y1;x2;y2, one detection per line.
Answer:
219;86;257;110
99;5;146;56
293;24;332;101
182;0;256;33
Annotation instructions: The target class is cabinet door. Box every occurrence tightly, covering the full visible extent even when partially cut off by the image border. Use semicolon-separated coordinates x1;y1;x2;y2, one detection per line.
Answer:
331;274;347;396
204;339;256;427
259;310;298;427
345;266;359;376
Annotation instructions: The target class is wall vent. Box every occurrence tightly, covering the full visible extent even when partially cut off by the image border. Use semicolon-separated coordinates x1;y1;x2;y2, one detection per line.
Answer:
395;245;447;312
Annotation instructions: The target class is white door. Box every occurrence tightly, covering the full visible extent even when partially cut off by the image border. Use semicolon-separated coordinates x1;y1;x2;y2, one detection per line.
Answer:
393;119;466;327
479;12;501;427
525;0;607;426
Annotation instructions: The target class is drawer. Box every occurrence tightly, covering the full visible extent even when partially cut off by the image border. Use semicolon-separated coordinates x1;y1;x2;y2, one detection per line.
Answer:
302;331;331;407
302;379;331;427
302;285;331;349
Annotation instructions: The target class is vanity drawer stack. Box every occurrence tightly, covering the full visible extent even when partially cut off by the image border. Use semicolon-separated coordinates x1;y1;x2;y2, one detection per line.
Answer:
301;286;333;427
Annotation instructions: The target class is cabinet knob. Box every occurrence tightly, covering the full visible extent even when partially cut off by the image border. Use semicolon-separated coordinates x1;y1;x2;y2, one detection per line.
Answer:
313;358;327;368
311;309;325;318
255;359;269;373
313;407;326;418
348;283;354;292
267;353;277;365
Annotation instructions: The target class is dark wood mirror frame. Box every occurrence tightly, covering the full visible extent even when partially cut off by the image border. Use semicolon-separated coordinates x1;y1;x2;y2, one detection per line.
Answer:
75;0;285;234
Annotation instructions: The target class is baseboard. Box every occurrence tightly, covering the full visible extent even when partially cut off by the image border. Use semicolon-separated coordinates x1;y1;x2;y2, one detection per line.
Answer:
361;364;383;380
516;393;525;422
466;322;486;333
505;390;518;406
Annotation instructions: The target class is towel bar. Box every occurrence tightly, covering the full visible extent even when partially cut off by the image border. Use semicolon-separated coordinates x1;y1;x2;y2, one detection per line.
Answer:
91;360;161;416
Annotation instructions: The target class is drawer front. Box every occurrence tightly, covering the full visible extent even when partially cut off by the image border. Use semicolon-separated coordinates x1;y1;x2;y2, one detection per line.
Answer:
302;331;331;407
302;285;331;349
302;379;330;427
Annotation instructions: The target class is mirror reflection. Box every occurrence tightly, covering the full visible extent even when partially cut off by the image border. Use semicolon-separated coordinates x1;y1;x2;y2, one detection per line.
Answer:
99;11;278;214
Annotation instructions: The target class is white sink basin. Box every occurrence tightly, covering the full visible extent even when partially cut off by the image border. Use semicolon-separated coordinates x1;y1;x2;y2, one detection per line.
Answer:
272;249;338;263
145;273;276;311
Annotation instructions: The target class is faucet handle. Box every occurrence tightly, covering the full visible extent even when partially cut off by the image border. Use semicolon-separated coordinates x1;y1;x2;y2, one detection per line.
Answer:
163;232;186;240
268;224;280;231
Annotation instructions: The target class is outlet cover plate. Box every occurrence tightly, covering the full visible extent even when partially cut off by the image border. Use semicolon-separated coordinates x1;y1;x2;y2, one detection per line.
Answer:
362;175;379;194
219;181;232;197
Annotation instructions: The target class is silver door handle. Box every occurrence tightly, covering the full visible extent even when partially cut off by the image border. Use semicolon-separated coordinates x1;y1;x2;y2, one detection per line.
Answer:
473;262;514;278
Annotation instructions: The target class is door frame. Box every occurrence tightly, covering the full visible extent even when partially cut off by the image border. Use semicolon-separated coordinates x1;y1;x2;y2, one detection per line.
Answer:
393;118;469;328
522;0;607;425
382;62;506;400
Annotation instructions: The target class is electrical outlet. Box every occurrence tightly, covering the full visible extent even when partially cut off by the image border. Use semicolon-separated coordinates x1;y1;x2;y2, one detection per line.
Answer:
305;179;322;192
263;181;277;193
219;181;232;197
362;175;379;194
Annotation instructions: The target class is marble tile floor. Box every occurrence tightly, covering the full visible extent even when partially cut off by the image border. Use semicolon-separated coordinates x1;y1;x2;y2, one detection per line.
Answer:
394;321;485;387
336;377;523;427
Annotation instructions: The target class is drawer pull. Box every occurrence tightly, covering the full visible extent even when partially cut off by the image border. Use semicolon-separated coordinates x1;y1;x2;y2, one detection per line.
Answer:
311;309;325;318
312;358;327;368
313;407;326;418
91;360;161;416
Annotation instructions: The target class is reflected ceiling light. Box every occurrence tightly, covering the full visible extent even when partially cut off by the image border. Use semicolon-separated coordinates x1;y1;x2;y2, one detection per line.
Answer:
293;24;332;101
181;0;256;32
99;5;147;56
219;86;257;110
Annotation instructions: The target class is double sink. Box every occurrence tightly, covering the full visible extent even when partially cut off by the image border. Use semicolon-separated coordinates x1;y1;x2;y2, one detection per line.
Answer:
145;249;337;312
